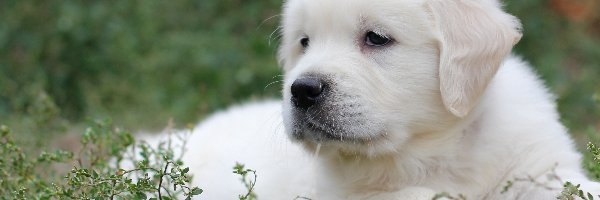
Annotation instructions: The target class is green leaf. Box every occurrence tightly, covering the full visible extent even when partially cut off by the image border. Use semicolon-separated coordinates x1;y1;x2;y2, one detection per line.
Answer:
191;187;203;195
176;160;184;166
136;192;147;199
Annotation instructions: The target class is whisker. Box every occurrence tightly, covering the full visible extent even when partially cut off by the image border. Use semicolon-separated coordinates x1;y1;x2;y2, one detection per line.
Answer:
314;143;322;158
312;143;322;195
269;26;283;46
257;14;282;31
271;74;285;79
264;80;284;91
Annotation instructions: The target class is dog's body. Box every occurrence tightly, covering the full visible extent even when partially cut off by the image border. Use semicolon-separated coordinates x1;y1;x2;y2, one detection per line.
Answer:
143;0;600;199
146;57;599;199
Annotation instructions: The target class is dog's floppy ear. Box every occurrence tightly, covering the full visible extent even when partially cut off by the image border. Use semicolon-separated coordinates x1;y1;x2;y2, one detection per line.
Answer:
426;0;522;117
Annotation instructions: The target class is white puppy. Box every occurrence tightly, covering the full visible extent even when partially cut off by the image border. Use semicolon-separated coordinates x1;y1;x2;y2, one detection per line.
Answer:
143;0;600;199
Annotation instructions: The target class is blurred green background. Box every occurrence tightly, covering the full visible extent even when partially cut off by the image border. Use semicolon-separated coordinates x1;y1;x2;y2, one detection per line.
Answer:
0;0;599;148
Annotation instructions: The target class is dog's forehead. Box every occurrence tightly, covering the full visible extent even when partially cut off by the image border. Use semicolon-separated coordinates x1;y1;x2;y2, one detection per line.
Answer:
283;0;431;36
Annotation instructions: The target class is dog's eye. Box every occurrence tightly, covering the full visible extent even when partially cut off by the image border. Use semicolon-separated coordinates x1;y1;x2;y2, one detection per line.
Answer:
365;31;391;47
300;37;310;49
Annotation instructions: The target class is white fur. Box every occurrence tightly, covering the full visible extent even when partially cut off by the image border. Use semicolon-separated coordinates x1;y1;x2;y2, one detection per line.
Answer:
141;0;600;199
139;101;318;199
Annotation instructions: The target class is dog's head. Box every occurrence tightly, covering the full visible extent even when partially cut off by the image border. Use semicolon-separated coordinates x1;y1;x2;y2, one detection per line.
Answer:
279;0;522;156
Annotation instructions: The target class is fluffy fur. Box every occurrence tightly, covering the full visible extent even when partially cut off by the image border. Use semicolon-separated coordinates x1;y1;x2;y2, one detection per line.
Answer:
142;0;600;199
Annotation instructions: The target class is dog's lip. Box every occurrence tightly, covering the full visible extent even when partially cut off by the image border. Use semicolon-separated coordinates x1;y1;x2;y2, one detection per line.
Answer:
290;106;379;143
291;119;344;141
295;121;376;143
304;122;342;140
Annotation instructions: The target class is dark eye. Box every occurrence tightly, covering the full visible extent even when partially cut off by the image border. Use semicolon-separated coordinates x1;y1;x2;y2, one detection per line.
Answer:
365;31;391;47
300;37;310;49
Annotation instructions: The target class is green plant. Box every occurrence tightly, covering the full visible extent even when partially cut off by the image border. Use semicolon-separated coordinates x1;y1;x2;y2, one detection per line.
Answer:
558;181;599;200
0;121;202;200
432;192;467;200
587;142;600;180
233;163;258;200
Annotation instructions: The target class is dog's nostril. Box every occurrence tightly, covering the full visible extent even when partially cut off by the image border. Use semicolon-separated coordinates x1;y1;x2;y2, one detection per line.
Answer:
291;77;324;110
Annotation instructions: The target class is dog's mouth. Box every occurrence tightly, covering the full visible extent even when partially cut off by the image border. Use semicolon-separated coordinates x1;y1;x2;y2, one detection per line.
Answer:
291;119;337;141
291;115;381;144
282;78;387;146
302;121;345;141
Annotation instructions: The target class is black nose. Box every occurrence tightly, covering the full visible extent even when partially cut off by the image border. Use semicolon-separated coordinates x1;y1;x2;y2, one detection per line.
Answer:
291;77;324;110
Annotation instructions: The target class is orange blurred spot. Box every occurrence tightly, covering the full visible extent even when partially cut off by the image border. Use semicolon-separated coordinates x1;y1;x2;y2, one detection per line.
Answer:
549;0;598;22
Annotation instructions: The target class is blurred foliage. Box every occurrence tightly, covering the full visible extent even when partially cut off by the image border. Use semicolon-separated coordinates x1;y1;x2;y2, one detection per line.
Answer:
0;0;283;131
0;0;598;140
